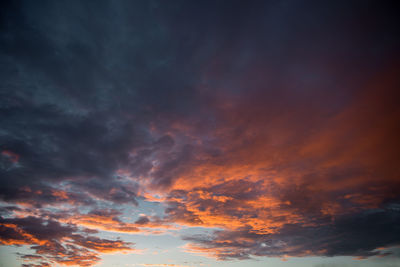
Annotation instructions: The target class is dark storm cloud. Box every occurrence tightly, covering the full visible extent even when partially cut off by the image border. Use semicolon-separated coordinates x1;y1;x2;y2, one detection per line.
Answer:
0;0;212;204
0;90;145;204
1;0;399;201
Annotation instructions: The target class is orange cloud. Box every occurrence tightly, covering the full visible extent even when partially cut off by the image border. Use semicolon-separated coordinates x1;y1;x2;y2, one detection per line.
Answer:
1;150;20;163
58;210;175;235
61;213;140;234
154;63;400;259
71;235;134;253
0;216;135;266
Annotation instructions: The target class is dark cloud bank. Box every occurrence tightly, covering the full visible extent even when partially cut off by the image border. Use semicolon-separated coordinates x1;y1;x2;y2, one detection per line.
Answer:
184;205;400;259
1;0;400;266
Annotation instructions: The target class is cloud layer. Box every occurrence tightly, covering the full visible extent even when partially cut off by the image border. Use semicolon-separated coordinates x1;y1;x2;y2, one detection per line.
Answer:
1;0;400;266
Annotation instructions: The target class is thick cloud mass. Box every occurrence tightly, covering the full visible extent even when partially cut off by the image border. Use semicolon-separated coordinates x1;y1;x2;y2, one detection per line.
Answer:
184;207;400;259
1;0;400;266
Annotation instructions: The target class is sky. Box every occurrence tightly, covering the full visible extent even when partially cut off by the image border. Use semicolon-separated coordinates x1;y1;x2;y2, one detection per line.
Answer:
0;0;400;266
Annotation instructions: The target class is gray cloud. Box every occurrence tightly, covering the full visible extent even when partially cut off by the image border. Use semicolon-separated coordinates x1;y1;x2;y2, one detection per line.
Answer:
1;1;400;266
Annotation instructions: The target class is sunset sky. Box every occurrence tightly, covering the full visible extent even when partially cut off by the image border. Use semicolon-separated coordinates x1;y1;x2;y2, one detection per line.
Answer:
1;1;400;267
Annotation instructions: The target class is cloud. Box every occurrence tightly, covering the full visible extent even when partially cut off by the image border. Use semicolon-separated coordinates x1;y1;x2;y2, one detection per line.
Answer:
0;0;400;266
135;264;193;267
22;263;50;267
0;0;209;209
163;63;400;259
0;216;135;266
70;235;133;253
183;207;400;260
